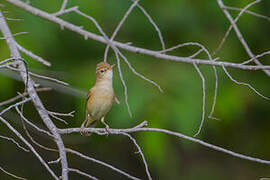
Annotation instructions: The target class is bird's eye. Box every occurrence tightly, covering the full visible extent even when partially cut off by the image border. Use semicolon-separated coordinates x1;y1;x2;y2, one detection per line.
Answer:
100;70;104;73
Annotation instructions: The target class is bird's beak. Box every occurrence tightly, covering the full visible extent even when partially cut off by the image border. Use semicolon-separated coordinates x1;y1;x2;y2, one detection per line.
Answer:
111;64;115;69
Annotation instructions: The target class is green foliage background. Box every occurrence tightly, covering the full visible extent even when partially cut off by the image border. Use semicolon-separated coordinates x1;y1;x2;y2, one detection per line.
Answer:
0;0;270;179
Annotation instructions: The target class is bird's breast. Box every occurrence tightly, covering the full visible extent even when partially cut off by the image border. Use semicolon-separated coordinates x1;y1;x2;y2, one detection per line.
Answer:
87;85;114;120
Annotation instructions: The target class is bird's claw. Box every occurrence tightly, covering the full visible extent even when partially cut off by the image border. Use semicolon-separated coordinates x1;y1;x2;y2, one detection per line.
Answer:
104;125;110;135
80;127;91;136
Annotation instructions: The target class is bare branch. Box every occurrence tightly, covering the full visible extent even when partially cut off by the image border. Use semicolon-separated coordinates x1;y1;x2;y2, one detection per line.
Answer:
116;55;133;117
0;134;29;152
0;57;17;65
5;0;270;71
214;0;261;55
120;132;152;180
66;148;141;180
59;0;68;12
118;51;163;92
241;51;270;65
47;110;74;125
0;87;51;106
104;0;139;61
0;97;32;116
49;113;68;125
6;17;24;21
7;66;69;86
58;124;270;165
128;0;166;51
0;61;20;68
159;42;219;135
53;6;78;17
16;42;51;66
0;31;28;40
68;168;98;180
193;63;206;137
208;65;220;121
15;106;54;138
0;116;58;179
222;66;270;100
47;110;75;117
188;48;204;58
48;157;61;164
217;0;270;77
1;1;270;179
0;166;27;180
0;10;68;180
224;6;270;22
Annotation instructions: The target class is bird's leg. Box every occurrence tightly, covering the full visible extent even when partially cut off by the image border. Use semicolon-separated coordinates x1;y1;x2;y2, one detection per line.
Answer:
101;116;110;134
80;122;86;136
80;115;88;136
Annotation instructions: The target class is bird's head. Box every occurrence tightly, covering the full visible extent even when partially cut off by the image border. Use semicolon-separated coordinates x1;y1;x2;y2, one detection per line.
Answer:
95;62;115;81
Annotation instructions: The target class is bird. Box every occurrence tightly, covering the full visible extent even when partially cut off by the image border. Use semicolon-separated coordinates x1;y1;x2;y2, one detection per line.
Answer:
80;61;116;136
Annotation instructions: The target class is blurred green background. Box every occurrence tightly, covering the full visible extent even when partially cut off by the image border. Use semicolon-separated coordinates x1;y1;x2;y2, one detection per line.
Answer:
0;0;270;179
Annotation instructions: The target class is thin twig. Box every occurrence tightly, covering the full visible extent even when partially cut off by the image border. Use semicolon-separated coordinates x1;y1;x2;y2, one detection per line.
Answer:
193;63;206;137
59;0;68;12
6;17;24;21
66;148;141;180
104;0;139;61
0;166;27;180
160;42;218;134
8;66;69;86
49;113;68;125
0;134;29;152
224;6;270;22
17;107;58;152
116;54;132;117
69;168;98;180
0;31;28;40
241;51;270;65
0;116;58;179
16;42;51;66
118;51;163;92
128;0;166;51
29;70;69;86
48;157;61;164
15;106;54;138
120;132;152;180
0;87;51;106
47;110;75;117
217;0;270;77
222;66;269;100
0;61;20;68
0;97;32;116
53;6;78;16
214;0;261;55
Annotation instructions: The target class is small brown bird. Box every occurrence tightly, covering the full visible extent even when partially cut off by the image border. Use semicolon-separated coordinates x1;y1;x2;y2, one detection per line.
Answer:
80;62;116;136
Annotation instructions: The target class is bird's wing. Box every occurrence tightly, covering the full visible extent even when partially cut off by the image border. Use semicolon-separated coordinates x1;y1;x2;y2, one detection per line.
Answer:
84;88;93;121
86;88;93;104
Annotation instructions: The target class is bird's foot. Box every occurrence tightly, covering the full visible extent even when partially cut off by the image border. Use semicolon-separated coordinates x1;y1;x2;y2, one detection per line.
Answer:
104;124;110;135
80;127;91;136
101;117;111;135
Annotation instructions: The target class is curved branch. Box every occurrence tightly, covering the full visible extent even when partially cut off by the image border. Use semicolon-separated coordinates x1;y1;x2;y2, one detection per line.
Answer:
0;116;58;179
0;10;68;180
4;0;270;71
58;123;270;165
